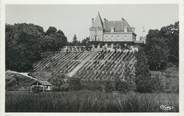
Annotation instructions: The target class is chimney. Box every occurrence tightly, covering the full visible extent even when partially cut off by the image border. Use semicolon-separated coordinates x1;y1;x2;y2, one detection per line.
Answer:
121;18;125;21
92;18;94;26
104;18;108;22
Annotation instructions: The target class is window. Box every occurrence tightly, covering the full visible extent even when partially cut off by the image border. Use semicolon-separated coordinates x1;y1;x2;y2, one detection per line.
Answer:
111;27;115;32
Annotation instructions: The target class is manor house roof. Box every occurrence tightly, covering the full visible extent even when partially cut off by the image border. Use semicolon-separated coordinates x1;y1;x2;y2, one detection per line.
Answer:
93;12;134;33
103;19;133;33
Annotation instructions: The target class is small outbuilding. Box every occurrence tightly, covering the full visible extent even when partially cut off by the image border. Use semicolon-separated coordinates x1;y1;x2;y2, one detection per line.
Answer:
31;80;52;92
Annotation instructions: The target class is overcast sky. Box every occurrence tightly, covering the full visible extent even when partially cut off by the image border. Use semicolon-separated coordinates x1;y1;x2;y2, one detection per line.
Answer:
6;4;178;41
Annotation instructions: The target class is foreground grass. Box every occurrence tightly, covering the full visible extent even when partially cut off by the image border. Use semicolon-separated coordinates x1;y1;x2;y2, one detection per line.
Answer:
6;90;179;112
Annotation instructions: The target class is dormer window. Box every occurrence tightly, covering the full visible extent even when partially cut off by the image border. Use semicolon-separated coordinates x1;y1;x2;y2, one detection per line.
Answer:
124;26;127;32
111;27;115;32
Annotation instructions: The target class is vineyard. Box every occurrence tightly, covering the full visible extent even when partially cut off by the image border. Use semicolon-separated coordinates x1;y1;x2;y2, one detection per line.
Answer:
33;48;137;82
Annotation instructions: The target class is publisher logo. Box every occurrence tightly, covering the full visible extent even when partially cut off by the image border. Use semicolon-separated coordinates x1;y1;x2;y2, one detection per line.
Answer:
160;105;174;111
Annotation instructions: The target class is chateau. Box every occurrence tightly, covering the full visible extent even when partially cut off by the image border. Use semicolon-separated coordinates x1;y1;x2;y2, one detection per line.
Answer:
89;12;137;50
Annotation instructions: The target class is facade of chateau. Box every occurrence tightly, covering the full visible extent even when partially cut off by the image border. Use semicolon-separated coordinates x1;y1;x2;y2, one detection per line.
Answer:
89;12;136;45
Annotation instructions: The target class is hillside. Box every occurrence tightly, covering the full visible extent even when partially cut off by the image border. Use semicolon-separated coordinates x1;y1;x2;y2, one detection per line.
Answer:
6;70;36;91
32;48;137;82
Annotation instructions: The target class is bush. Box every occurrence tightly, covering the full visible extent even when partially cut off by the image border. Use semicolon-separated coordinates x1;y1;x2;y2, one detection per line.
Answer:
115;79;136;93
151;77;163;92
135;48;153;93
49;74;67;91
115;80;129;92
160;76;179;93
104;78;136;93
81;81;106;91
68;78;81;90
59;83;69;91
104;81;115;92
135;77;153;93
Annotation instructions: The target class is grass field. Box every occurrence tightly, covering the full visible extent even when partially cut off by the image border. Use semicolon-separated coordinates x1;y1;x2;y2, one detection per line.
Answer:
6;90;179;112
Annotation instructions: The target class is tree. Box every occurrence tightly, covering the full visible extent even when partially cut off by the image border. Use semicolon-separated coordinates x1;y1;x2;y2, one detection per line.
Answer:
144;36;169;70
42;26;67;51
49;74;69;91
135;48;153;93
160;22;179;65
6;24;43;71
6;23;68;72
81;37;90;46
144;22;179;70
72;34;79;45
46;26;57;35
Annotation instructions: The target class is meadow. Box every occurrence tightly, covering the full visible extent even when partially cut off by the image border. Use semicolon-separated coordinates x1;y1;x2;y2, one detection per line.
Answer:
6;90;179;112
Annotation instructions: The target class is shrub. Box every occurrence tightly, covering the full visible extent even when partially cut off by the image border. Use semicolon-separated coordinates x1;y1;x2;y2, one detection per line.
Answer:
115;79;136;93
68;78;81;90
136;80;151;92
49;74;67;91
60;83;69;91
135;75;163;93
115;80;129;92
81;81;106;91
151;76;163;92
104;81;115;92
135;48;153;93
104;78;136;93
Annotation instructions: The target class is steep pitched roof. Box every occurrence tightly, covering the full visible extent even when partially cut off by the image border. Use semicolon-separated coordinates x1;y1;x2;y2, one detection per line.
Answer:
29;71;52;81
31;80;52;86
103;18;133;32
94;12;103;28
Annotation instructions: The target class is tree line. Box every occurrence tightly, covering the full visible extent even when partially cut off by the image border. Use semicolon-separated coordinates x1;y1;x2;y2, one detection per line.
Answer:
6;23;67;72
6;21;179;72
144;21;179;71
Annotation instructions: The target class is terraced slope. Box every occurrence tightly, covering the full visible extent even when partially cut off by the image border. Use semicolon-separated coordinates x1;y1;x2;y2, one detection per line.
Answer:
33;49;137;81
33;51;91;74
76;50;136;81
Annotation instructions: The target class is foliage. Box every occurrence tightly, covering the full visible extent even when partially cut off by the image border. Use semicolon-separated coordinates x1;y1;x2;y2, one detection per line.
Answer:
150;76;163;92
6;91;179;112
144;21;179;70
135;48;153;93
71;34;80;46
41;27;67;51
49;74;67;91
68;77;82;90
81;37;90;46
45;26;57;35
135;49;164;93
144;36;169;70
6;23;67;72
160;22;179;64
115;80;129;93
104;81;115;92
159;66;179;93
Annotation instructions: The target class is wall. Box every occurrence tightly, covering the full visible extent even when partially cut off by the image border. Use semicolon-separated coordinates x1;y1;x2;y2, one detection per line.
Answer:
103;32;134;42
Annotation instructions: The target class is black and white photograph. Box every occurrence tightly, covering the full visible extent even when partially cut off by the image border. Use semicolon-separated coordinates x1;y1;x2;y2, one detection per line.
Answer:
1;1;181;113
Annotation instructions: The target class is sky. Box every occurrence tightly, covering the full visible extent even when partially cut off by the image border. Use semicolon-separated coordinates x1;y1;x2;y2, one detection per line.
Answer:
6;4;178;42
